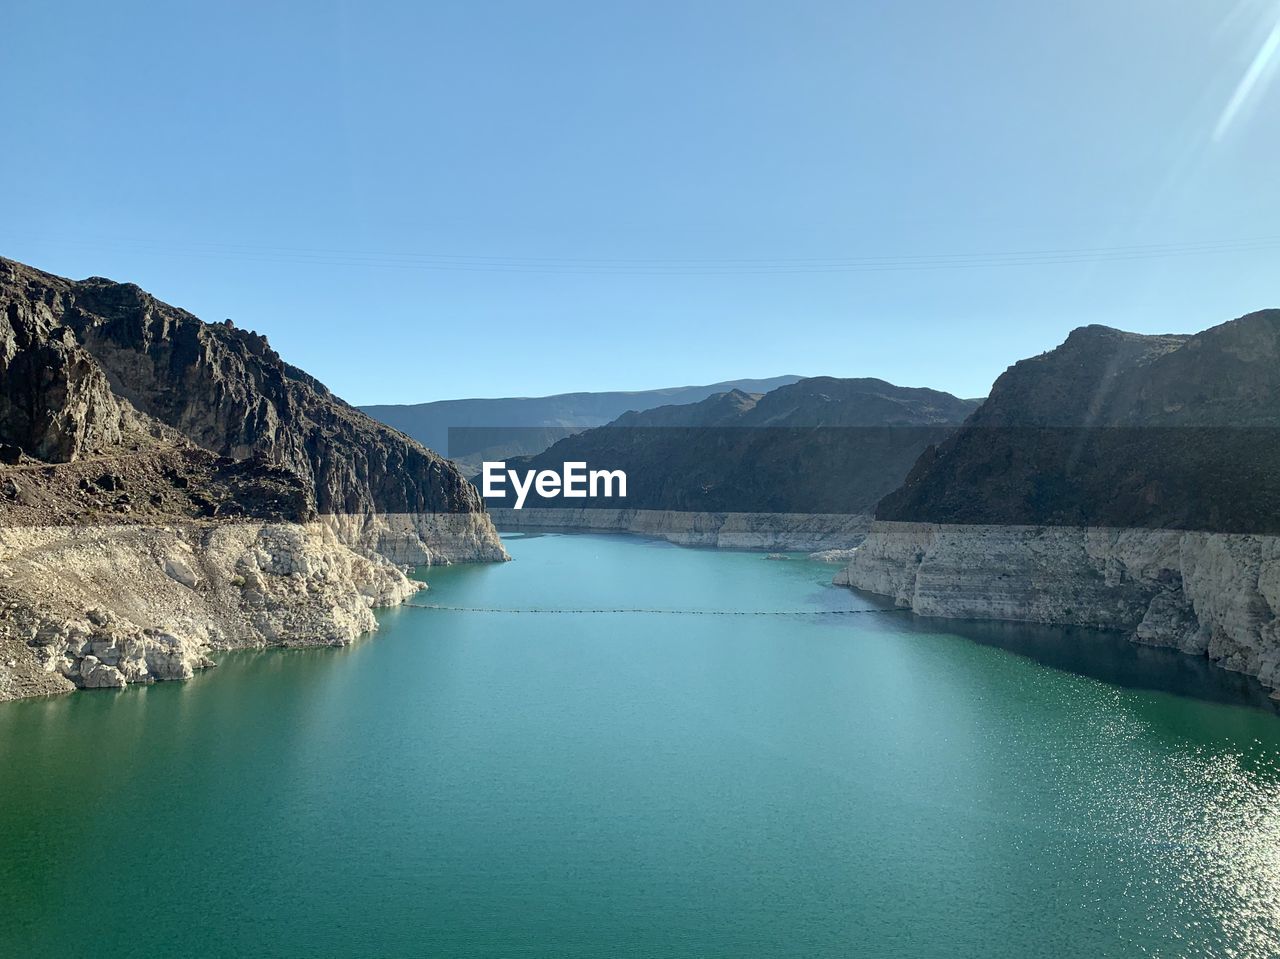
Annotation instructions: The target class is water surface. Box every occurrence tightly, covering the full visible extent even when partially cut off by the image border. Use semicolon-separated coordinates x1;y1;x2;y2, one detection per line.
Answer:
2;532;1279;957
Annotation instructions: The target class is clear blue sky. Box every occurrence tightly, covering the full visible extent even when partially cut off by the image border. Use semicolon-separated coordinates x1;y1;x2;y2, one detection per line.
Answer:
4;0;1279;403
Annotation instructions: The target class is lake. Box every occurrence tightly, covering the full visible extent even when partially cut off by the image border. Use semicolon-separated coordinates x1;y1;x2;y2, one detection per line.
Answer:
2;531;1279;957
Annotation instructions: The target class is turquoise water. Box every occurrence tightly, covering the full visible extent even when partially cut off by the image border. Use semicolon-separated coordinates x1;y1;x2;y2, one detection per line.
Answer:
3;532;1280;958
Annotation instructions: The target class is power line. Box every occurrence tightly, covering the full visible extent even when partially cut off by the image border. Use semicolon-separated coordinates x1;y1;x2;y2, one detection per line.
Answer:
404;603;905;615
4;232;1278;276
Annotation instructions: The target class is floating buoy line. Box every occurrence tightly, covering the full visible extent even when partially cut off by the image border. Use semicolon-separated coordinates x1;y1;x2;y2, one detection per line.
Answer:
402;603;904;617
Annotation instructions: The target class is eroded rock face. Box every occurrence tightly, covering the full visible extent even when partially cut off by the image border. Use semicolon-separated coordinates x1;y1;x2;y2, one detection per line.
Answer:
324;510;510;565
0;256;506;564
62;273;496;547
0;255;507;703
78;656;126;689
840;522;1280;693
843;310;1280;692
808;548;859;564
0;521;424;700
0;270;139;461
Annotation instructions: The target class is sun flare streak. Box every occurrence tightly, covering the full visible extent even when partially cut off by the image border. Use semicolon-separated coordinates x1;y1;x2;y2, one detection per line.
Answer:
1214;15;1280;140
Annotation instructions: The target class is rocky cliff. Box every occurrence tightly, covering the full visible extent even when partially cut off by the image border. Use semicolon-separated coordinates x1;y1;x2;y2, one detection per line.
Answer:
0;521;421;701
876;317;1280;532
0;257;505;563
0;255;505;701
840;311;1280;693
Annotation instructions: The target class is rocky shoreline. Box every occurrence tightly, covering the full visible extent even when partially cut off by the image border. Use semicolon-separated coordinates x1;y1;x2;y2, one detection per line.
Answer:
829;311;1280;696
490;507;871;551
0;255;508;703
323;511;508;565
0;520;429;702
838;521;1280;696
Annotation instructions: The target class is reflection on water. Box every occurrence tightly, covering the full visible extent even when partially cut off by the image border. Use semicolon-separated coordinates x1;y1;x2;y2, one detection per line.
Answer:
892;613;1280;713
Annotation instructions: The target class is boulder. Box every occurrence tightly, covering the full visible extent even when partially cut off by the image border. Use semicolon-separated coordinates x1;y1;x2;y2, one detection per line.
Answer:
78;656;126;689
162;555;200;589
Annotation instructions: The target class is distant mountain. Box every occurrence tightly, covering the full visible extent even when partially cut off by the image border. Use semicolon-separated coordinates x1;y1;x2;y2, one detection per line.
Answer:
613;377;978;429
486;377;980;514
609;388;764;427
360;375;805;460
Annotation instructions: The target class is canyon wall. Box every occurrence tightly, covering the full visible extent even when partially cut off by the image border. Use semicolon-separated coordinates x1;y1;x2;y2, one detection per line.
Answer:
0;256;506;565
839;311;1280;693
0;521;421;702
840;522;1280;692
0;255;505;701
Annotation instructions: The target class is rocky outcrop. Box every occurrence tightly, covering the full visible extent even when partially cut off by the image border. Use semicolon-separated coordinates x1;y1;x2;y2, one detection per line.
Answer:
0;521;421;702
491;507;870;551
325;510;513;565
840;309;1280;692
808;548;859;564
877;315;1280;533
0;256;505;564
0;254;506;703
840;522;1280;692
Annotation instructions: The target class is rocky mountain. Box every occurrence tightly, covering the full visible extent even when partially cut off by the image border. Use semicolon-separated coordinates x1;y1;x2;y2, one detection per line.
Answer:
875;315;1280;533
0;255;505;702
608;388;764;427
744;376;978;427
360;375;805;460
0;256;506;562
612;377;978;429
948;316;1280;429
841;310;1280;696
487;376;979;527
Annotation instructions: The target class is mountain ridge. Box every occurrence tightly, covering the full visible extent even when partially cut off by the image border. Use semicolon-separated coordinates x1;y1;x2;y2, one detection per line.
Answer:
489;376;980;515
361;375;807;456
